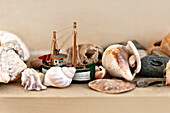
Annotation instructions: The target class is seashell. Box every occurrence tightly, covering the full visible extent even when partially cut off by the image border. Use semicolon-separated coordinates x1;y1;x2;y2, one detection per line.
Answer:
94;66;106;79
30;57;42;69
66;44;103;65
44;67;76;88
21;68;47;91
165;60;170;85
0;46;27;83
0;31;30;61
88;79;136;94
147;33;170;56
102;41;141;81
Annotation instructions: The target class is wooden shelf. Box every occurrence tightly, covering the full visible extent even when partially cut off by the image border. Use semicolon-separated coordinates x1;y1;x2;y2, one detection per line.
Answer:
1;82;170;113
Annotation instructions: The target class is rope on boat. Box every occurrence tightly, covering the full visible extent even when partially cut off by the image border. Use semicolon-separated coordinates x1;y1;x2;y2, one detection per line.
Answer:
56;26;72;33
60;31;73;49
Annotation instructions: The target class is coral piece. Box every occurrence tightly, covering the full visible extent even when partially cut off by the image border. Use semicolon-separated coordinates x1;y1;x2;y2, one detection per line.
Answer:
66;44;103;65
0;31;30;61
102;41;141;81
139;56;169;78
88;79;136;94
21;68;47;91
165;60;170;85
30;57;42;69
0;46;27;83
44;67;76;88
94;66;106;79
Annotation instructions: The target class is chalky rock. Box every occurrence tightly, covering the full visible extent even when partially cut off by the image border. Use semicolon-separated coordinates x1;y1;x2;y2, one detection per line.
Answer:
139;56;169;78
88;79;136;94
44;67;76;88
0;46;27;83
102;41;141;81
67;44;103;65
0;31;30;61
21;68;47;91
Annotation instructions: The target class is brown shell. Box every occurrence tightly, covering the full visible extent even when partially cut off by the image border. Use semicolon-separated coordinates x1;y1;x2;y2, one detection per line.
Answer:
88;79;136;94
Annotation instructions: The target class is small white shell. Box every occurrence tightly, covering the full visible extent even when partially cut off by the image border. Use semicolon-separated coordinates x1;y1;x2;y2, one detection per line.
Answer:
102;41;141;81
21;68;47;91
94;66;106;79
44;67;76;88
0;31;30;61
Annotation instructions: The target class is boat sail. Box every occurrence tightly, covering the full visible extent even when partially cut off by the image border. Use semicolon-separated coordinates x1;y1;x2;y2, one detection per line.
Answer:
39;22;95;81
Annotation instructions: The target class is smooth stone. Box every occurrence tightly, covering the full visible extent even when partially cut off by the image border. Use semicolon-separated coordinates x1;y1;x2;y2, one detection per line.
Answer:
119;40;146;50
139;56;169;77
151;49;170;58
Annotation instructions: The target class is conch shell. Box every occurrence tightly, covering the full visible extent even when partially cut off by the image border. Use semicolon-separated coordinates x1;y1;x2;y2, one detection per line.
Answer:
44;67;76;88
21;68;47;91
0;31;30;61
102;41;141;81
165;60;170;85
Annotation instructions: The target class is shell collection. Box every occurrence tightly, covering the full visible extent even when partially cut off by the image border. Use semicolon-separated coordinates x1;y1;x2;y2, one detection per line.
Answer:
2;30;170;94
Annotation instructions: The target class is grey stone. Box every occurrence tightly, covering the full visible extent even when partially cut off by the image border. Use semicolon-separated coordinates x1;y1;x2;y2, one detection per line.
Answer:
139;56;169;77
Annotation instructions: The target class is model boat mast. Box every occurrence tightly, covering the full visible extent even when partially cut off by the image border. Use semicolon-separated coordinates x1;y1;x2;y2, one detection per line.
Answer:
73;22;77;67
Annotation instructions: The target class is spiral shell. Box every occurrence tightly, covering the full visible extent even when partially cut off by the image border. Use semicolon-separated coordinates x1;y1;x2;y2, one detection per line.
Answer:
102;41;141;81
44;67;76;88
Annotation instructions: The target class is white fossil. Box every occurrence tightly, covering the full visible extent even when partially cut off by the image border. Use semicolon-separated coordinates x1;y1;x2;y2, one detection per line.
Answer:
102;41;141;81
0;31;30;61
21;68;47;91
0;46;27;83
44;67;76;88
66;44;103;65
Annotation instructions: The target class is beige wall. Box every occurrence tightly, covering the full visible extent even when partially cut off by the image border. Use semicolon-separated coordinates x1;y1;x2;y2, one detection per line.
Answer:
0;0;170;50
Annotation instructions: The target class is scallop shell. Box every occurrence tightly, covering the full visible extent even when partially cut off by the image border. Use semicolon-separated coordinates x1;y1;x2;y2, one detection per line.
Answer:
0;31;30;61
88;79;136;94
21;68;47;91
44;67;76;88
102;41;141;81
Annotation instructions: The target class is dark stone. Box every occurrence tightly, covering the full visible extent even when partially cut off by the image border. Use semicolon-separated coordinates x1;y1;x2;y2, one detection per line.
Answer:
119;40;146;50
139;56;169;78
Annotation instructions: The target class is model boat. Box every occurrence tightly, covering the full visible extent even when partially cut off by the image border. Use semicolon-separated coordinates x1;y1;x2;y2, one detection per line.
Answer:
39;22;95;81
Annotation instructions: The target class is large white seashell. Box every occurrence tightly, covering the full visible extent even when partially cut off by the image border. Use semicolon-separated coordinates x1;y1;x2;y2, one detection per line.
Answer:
21;68;47;91
102;41;141;81
0;31;30;61
0;46;27;83
44;67;76;88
